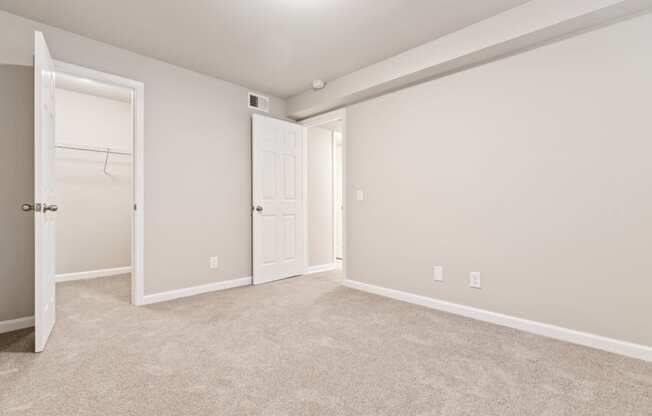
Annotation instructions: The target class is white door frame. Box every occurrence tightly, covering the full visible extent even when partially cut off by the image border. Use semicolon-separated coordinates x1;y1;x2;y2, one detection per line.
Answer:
300;108;347;277
333;131;343;261
53;60;146;306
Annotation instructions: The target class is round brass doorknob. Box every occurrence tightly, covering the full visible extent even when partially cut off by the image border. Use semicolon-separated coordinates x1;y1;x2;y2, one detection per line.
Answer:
21;203;34;212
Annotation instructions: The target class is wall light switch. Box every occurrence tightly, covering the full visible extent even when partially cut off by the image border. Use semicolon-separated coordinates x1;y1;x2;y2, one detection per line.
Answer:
469;272;481;289
433;266;444;282
356;189;364;201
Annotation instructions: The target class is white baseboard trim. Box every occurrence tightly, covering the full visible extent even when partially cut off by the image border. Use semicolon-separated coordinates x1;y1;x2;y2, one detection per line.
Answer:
342;279;652;363
305;263;338;275
0;316;34;334
142;276;252;305
57;266;132;283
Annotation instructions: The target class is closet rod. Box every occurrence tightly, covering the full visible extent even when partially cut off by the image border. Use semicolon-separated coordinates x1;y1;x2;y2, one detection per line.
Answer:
56;142;132;156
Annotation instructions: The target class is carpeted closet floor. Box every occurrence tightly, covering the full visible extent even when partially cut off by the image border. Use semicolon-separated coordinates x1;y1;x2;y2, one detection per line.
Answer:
1;270;651;415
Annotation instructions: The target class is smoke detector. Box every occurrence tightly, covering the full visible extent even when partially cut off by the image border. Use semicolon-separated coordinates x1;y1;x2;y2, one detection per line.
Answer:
312;79;326;91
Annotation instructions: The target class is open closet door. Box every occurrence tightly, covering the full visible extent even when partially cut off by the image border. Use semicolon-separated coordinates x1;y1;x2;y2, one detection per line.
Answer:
33;31;58;352
252;114;306;284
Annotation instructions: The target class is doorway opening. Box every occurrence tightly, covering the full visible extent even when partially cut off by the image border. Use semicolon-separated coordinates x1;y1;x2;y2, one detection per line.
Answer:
302;109;346;279
53;61;145;306
250;109;346;285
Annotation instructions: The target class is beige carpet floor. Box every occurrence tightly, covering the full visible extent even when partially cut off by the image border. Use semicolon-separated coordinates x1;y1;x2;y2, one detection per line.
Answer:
1;270;651;415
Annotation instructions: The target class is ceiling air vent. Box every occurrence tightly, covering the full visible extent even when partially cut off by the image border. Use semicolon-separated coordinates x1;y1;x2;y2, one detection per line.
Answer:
248;92;270;113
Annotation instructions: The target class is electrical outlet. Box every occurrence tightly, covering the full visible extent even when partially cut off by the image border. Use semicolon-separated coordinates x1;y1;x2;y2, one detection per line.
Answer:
469;272;481;289
209;256;219;269
433;266;444;282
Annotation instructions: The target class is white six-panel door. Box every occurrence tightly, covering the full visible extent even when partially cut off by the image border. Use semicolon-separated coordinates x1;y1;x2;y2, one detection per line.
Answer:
34;31;57;352
252;114;306;284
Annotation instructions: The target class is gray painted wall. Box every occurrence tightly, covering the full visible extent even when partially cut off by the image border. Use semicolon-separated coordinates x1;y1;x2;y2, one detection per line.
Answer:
0;64;34;322
307;126;334;267
346;14;652;347
0;10;286;306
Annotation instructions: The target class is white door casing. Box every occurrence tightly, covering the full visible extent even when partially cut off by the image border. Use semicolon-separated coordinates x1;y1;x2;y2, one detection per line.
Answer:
300;108;347;277
252;114;306;284
34;31;57;352
52;60;145;306
334;134;343;259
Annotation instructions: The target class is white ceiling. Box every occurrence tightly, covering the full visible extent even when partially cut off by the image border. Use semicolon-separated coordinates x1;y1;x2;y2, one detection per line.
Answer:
0;0;529;97
56;73;132;103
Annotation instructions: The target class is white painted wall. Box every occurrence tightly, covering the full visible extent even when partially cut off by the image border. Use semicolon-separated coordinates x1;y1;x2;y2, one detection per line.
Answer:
346;13;652;347
307;126;334;267
55;88;132;274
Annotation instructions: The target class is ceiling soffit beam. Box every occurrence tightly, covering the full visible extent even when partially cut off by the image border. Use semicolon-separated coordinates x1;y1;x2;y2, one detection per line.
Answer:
287;0;652;120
